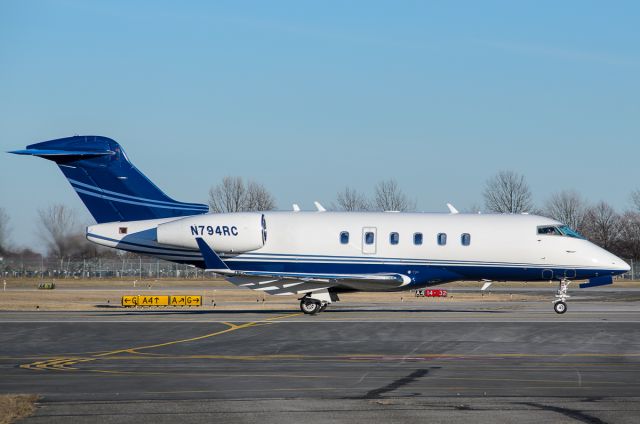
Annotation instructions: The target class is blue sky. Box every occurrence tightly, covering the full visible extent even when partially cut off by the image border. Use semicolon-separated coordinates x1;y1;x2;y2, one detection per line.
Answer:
1;0;639;249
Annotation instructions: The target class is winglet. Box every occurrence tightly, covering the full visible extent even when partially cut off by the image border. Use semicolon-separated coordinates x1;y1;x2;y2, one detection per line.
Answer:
292;203;301;212
195;237;229;271
446;203;459;214
314;201;326;212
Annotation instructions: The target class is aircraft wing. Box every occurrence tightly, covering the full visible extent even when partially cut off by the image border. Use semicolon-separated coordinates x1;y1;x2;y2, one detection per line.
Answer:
219;271;410;296
194;237;411;295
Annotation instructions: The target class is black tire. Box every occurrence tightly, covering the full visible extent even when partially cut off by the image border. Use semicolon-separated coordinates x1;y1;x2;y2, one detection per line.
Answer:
554;301;567;314
319;303;328;312
300;300;320;315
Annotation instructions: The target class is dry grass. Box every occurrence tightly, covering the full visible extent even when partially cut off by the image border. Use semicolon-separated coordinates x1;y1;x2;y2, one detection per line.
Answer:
0;277;636;311
1;277;230;290
0;394;38;424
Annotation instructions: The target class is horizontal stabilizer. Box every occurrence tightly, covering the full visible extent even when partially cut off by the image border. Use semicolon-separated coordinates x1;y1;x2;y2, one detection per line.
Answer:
9;148;114;158
579;275;613;288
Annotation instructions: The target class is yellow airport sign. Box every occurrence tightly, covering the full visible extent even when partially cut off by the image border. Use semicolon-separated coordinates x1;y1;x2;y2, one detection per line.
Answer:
138;295;170;306
121;295;138;307
170;295;202;307
121;295;202;307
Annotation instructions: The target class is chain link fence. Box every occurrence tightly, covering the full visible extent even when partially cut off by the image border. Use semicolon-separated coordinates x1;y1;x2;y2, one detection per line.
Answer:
0;257;205;279
624;258;639;280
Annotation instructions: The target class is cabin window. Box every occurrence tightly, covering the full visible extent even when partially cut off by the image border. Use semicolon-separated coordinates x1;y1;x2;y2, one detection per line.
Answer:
365;232;375;245
437;233;447;246
119;227;128;235
390;232;399;245
414;232;423;245
340;231;349;244
461;233;471;246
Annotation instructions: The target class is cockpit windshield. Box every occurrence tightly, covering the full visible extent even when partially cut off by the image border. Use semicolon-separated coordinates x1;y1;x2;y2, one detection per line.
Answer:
537;225;585;239
558;225;585;239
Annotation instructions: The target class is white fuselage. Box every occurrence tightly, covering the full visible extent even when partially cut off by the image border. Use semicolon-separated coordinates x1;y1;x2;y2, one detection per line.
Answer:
87;211;629;292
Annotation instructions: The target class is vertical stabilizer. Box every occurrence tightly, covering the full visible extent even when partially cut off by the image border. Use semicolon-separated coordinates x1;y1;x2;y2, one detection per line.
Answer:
10;135;209;223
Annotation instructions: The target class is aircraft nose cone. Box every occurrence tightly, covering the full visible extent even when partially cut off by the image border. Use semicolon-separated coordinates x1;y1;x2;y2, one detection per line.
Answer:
619;259;631;273
589;244;631;276
608;256;631;274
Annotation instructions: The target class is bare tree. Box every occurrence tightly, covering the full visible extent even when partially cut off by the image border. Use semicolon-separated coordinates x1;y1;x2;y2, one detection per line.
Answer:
37;204;77;258
0;208;10;254
208;176;276;213
581;201;620;250
245;181;276;211
483;170;534;213
463;203;483;214
208;176;246;213
631;189;640;213
544;190;586;231
617;211;640;260
374;179;416;212
333;187;371;211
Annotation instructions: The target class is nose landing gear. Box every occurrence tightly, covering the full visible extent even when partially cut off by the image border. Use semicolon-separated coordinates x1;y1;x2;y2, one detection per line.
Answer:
553;301;567;314
553;279;571;314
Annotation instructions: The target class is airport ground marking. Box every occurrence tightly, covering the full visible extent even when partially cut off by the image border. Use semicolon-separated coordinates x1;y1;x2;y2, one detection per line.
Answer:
18;350;640;374
16;311;640;374
18;312;302;371
92;312;301;357
16;362;640;388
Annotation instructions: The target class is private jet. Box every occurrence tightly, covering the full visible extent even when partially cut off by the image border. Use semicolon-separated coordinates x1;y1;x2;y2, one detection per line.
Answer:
10;136;630;314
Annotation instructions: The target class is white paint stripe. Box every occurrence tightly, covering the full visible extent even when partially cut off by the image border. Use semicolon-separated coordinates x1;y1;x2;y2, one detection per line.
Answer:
87;234;200;255
69;178;206;208
226;258;590;269
226;256;594;269
74;187;206;211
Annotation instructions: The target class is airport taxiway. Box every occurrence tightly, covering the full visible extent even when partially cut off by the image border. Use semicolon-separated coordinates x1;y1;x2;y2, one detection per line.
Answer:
1;297;639;423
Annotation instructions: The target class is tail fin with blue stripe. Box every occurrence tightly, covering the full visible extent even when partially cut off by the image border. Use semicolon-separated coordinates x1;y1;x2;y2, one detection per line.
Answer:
10;135;209;223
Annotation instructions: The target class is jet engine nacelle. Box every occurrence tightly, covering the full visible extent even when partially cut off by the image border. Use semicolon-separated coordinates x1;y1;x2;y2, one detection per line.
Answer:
157;213;266;253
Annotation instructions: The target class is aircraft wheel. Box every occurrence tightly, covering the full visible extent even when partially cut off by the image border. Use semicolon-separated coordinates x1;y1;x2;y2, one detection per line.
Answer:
300;300;320;315
554;301;567;314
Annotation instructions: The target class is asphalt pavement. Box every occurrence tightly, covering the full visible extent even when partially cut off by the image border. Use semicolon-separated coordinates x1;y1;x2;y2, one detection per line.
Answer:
1;297;639;423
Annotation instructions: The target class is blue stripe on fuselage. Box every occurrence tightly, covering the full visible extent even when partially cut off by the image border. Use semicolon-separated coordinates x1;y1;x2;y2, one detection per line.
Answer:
86;233;622;284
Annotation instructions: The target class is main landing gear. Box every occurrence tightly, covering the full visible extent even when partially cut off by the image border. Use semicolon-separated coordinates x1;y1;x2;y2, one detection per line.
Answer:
300;298;324;315
553;279;571;314
299;291;337;315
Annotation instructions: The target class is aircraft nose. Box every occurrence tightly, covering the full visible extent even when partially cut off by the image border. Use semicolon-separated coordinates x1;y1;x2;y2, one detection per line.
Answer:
607;255;630;274
617;258;631;273
589;244;631;275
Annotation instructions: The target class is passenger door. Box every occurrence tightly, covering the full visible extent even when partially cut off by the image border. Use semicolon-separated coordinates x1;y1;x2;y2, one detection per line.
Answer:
362;227;377;254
